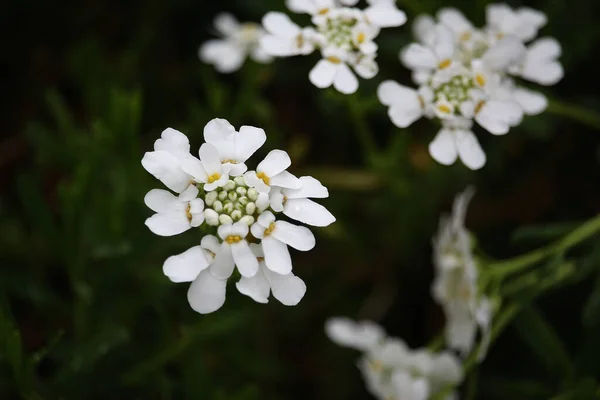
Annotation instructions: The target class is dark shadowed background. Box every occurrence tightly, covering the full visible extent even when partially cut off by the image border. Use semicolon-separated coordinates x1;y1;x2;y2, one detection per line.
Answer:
2;0;600;398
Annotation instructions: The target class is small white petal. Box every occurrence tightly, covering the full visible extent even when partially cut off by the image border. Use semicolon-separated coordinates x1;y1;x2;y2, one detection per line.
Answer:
269;188;285;212
199;143;223;174
256;192;271;211
332;63;359;94
178;184;199;202
141;151;191;193
284;176;328;199
210;243;235;279
236;270;270;303
455;129;486;170
285;0;318;14
244;171;269;193
429;128;458;166
203;118;236;154
400;44;437;70
365;4;407;27
144;189;180;213
201;235;221;255
476;100;522;135
231;240;259;277
309;59;338;89
513;87;548;115
199;40;246;74
163;246;210;283
272;221;316;251
145;212;190;236
270;170;302;189
235;126;267;161
257;150;292;177
262;11;301;37
413;15;435;43
214;13;240;36
263;268;306;306
482;36;526;71
180;156;208;183
257;210;276;227
187;269;227;314
154;128;190;157
262;236;293;274
325;317;385;351
284;198;336;227
437;7;472;33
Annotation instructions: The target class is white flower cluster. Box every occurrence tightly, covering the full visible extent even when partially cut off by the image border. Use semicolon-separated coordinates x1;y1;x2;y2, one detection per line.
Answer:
326;318;463;400
432;188;493;359
142;118;335;314
378;4;563;170
199;13;272;73
259;0;407;94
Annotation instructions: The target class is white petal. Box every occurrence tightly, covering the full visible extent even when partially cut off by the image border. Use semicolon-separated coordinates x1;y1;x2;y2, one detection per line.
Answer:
429;128;458;166
353;57;378;79
203;118;236;156
528;37;561;61
201;235;221;255
251;222;265;239
455;129;486;170
214;12;239;36
145;212;190;236
256;192;271;211
392;372;430;400
144;189;179;213
285;176;328;199
431;25;456;61
210;243;235;279
284;198;335;227
482;36;526;70
236;270;270;303
378;80;414;106
231;240;259;277
178;184;199;202
262;11;301;37
513;87;548;115
163;246;210;283
260;35;297;57
270;170;302;189
365;4;407;28
262;236;293;274
400;44;437;70
324;318;385;351
187;269;227;314
269;188;285;212
230;222;249;238
141;151;191;193
272;221;316;251
199;40;246;74
244;171;269;193
285;0;318;14
522;58;563;85
179;156;207;183
217;223;233;240
413;15;435;43
486;3;511;29
309;59;337;89
257;149;292;177
263;268;307;306
437;7;472;33
387;101;423;128
476;100;522;135
154;128;190;157
235;126;267;162
199;143;223;174
431;352;463;384
257;210;276;227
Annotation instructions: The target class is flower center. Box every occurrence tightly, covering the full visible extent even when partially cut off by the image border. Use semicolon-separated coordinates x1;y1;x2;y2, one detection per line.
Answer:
433;74;474;110
318;13;359;50
256;172;270;185
208;173;221;183
438;59;452;69
202;177;261;226
226;235;242;244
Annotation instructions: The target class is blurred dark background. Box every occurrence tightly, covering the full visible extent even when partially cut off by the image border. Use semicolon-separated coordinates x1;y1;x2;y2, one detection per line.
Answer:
2;0;600;398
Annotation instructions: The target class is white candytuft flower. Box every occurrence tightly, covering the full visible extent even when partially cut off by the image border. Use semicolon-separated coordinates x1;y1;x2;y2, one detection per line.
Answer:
432;188;493;360
199;13;273;73
142;119;335;314
260;0;406;94
326;317;463;400
379;3;563;170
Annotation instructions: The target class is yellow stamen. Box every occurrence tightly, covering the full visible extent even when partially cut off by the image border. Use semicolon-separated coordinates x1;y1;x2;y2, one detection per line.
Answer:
318;8;330;15
296;33;304;48
460;31;472;41
225;235;242;244
369;360;384;372
438;59;452;69
475;100;486;114
357;32;366;44
437;104;452;114
496;32;505;40
475;74;486;87
185;204;192;222
418;95;425;109
264;222;276;236
208;173;221;183
282;195;288;204
221;159;238;164
326;56;342;64
256;172;270;185
257;256;265;262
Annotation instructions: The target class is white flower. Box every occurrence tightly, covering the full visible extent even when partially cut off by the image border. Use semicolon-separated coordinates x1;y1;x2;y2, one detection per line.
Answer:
251;211;316;274
260;12;317;56
391;371;430;400
325;317;386;351
144;186;205;236
512;85;548;116
236;243;307;305
377;80;434;128
400;24;457;81
485;4;547;42
141;128;193;193
210;222;259;279
244;150;302;193
510;37;563;85
432;188;494;358
202;118;266;176
309;47;360;94
180;143;230;191
429;120;486;170
199;13;272;73
270;176;336;227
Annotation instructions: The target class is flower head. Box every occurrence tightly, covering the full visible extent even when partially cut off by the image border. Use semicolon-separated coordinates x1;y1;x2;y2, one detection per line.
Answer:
379;4;563;169
142;118;335;313
261;0;406;94
199;13;273;73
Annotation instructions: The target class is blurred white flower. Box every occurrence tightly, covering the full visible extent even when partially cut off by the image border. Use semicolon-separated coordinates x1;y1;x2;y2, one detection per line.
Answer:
382;3;563;169
199;13;272;73
261;0;406;94
143;118;335;314
432;188;494;359
326;318;463;400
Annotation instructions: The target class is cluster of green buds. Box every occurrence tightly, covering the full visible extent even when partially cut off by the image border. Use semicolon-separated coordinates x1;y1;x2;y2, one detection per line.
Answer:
202;176;266;227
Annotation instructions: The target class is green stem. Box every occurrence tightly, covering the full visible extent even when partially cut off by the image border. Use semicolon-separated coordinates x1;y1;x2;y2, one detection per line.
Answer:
547;99;600;131
347;95;378;163
489;213;600;278
427;333;445;352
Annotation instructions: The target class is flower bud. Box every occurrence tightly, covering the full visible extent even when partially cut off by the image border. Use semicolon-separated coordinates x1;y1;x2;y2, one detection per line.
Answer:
228;191;238;202
224;180;236;191
234;176;246;187
240;215;255;226
246;202;256;215
205;191;218;207
231;210;243;221
219;214;233;225
236;187;247;196
238;196;249;206
213;201;223;213
247;188;259;201
205;209;219;226
218;191;228;201
235;203;245;212
224;202;234;215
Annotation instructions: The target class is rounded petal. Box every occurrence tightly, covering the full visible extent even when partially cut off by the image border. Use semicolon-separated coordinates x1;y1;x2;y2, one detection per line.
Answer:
528;37;561;61
285;0;318;14
144;189;179;213
236;270;270;303
257;210;276;227
231;240;259;277
513;87;548;115
214;12;240;36
154;128;190;157
203;118;236;156
199;143;223;174
180;156;208;183
199;40;246;74
163;246;210;283
482;36;526;71
263;268;306;306
476;100;522;135
437;7;472;33
455;129;486;170
235;126;267;161
365;4;407;28
262;11;301;37
309;59;337;89
333;63;358;94
522;58;563;85
413;15;435;43
270;170;302;189
378;80;413;106
201;235;221;255
272;221;316;251
429;128;458;166
262;236;293;274
145;212;190;237
210;243;235;279
284;198;336;227
391;372;430;400
400;44;437;71
257;149;291;177
269;188;285;212
244;171;269;193
178;184;199;202
187;269;227;314
285;176;328;199
325;317;385;351
142;151;191;193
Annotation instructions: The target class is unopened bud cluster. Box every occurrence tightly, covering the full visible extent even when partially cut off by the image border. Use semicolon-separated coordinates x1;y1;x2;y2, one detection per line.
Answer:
202;177;261;226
